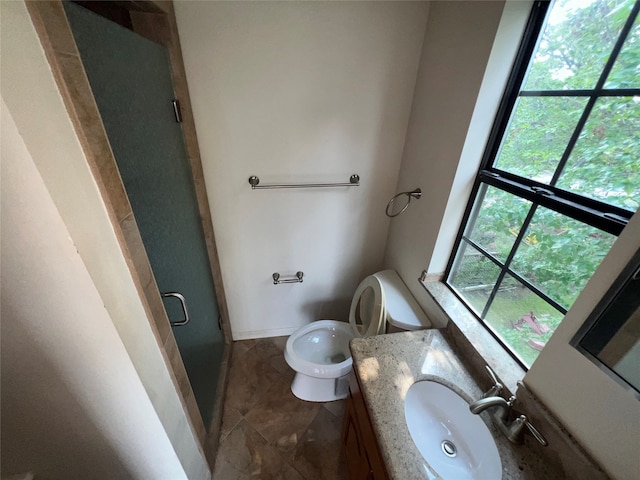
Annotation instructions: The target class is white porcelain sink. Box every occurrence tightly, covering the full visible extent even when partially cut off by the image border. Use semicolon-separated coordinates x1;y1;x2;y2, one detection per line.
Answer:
404;381;502;479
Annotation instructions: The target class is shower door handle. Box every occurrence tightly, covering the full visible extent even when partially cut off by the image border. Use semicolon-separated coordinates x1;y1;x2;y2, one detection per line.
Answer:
161;292;190;327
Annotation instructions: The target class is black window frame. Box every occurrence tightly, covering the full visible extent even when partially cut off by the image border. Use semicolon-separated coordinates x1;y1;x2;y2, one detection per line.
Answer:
444;0;640;368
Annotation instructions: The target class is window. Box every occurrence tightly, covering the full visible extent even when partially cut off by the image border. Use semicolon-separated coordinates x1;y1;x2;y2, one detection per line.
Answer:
446;0;640;368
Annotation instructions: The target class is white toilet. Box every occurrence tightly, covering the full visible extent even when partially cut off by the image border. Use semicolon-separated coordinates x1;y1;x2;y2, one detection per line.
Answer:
284;269;430;402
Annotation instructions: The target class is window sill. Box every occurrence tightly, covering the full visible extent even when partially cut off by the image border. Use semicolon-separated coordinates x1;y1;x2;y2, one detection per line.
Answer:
419;279;526;395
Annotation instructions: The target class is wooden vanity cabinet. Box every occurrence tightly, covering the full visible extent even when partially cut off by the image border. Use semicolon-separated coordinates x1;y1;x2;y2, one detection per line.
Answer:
341;371;390;480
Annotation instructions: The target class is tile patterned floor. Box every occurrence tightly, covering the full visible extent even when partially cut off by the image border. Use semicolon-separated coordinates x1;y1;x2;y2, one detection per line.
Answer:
211;337;349;480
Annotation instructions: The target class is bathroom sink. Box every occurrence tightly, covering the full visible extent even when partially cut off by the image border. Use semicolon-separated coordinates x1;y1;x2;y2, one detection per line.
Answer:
404;381;502;479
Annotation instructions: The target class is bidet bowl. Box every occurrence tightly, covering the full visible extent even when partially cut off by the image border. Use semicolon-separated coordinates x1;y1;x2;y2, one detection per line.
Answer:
404;381;502;479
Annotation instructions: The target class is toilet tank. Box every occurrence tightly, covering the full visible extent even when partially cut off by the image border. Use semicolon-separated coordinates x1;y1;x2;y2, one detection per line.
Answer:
374;270;431;330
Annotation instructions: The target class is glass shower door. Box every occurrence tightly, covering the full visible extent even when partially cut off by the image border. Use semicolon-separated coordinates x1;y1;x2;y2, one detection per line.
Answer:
65;2;224;427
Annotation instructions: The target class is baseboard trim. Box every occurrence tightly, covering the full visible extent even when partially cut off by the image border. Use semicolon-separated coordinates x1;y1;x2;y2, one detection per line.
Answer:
232;326;298;340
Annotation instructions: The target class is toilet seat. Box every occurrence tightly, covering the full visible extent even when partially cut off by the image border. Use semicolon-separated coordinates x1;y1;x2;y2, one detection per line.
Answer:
349;275;386;338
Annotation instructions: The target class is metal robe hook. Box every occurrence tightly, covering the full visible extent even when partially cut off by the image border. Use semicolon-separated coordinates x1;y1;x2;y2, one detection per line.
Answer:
385;188;422;217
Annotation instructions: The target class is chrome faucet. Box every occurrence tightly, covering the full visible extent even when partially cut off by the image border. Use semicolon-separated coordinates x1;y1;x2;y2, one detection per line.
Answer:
480;365;503;399
469;395;513;422
469;366;548;446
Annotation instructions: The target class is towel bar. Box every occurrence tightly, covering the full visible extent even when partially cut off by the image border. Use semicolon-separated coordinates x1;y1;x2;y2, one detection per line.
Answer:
249;175;359;190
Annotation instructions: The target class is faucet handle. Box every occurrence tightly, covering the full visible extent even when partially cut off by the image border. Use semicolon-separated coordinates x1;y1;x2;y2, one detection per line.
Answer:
483;365;503;397
524;416;548;446
508;414;548;446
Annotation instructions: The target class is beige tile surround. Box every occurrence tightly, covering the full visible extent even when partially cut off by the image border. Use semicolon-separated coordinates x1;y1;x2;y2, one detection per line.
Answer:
25;0;232;465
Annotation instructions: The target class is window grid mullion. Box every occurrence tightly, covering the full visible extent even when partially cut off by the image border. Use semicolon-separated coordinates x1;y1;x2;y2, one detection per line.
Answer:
519;88;640;97
462;235;569;315
548;1;639;185
548;94;599;186
480;204;539;318
591;1;639;93
460;236;504;268
508;269;568;315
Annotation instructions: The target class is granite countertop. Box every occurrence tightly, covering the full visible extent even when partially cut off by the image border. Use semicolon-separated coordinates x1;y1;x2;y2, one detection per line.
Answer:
350;329;561;480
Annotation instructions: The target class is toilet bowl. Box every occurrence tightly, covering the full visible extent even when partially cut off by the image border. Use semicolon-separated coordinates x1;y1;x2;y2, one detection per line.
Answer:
284;269;430;402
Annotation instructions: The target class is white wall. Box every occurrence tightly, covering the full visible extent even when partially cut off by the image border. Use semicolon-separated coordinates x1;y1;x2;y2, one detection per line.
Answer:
427;0;533;275
1;101;187;480
1;2;209;478
175;1;429;339
383;0;507;324
525;212;640;480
